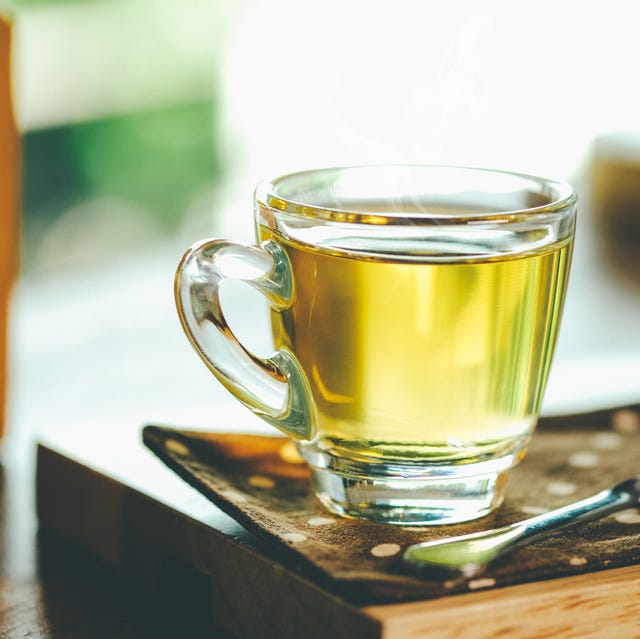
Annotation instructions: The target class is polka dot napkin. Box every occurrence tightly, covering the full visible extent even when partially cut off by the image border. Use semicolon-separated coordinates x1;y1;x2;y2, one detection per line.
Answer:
143;406;640;605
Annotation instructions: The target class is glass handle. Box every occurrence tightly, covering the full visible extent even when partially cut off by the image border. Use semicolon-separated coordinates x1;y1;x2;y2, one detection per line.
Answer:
175;238;315;440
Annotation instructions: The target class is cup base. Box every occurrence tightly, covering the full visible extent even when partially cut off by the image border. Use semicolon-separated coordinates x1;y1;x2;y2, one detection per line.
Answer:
302;447;515;525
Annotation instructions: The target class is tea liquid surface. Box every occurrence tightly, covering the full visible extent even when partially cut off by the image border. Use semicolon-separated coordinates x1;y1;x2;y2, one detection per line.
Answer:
260;226;571;463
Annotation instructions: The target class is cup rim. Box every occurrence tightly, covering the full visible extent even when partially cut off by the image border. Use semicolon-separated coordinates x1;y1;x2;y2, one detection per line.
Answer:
254;164;577;225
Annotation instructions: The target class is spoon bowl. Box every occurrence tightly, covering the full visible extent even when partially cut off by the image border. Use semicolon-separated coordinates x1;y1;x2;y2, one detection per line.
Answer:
403;477;640;577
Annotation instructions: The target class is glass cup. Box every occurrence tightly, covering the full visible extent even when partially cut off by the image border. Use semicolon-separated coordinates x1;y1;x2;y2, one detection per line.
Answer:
175;165;576;525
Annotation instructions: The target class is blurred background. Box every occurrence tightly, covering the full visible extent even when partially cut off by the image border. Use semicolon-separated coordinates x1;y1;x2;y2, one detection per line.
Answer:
5;0;640;450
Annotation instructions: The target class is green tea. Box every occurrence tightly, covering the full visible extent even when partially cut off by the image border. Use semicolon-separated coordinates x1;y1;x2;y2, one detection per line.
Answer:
260;225;571;464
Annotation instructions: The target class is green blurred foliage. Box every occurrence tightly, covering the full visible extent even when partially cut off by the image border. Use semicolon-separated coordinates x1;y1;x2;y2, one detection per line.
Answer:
23;99;219;235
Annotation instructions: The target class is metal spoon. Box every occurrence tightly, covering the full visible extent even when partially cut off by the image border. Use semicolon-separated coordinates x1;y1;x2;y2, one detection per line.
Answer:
403;477;640;578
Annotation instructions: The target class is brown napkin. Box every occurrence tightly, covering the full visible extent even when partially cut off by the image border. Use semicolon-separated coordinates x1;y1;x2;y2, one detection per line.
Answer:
143;406;640;605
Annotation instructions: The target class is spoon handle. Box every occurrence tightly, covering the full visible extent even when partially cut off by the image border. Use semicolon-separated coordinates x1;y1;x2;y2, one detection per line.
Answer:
403;477;640;576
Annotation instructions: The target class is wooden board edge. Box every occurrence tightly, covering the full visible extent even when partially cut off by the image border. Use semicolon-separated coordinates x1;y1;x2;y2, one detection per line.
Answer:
364;563;640;639
36;443;381;639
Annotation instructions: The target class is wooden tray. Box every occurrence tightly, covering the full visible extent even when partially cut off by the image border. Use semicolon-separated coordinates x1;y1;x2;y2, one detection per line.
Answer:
36;419;640;639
